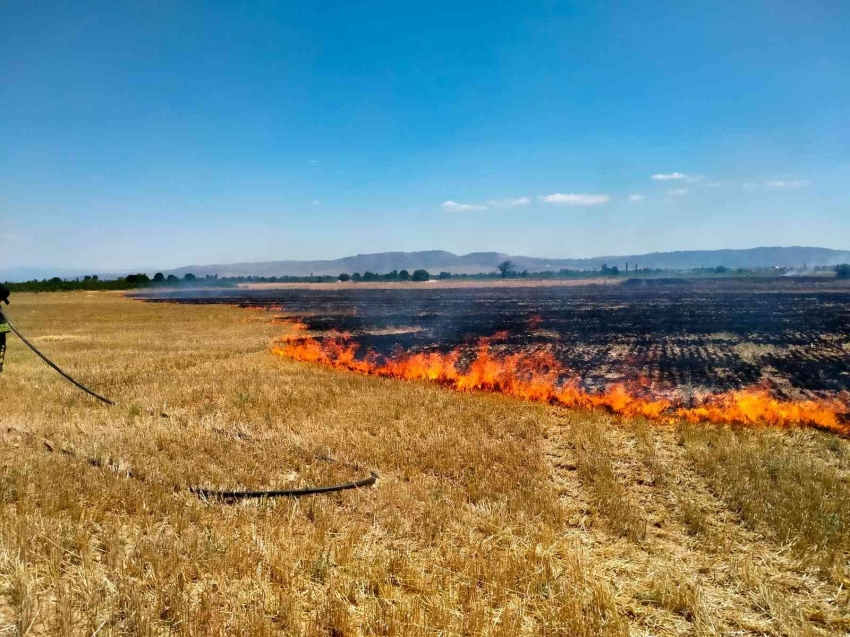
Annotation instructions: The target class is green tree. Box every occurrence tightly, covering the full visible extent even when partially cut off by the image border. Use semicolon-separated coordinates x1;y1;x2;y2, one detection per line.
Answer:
352;272;362;282
398;269;410;281
836;264;850;278
497;260;515;278
153;272;165;282
166;274;179;283
183;273;197;281
125;273;151;286
411;269;430;282
339;273;350;282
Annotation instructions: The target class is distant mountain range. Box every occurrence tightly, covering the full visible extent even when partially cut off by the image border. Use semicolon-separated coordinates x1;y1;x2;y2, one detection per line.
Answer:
161;246;850;278
4;246;848;282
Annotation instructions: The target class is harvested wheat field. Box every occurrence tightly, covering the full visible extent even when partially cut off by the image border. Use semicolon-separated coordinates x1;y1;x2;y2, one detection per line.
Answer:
1;291;850;635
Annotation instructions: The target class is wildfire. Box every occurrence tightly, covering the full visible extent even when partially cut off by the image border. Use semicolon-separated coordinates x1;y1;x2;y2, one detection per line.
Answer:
270;332;850;435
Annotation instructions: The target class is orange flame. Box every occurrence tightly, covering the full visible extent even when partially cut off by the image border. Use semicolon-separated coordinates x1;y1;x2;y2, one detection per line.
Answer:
270;333;849;435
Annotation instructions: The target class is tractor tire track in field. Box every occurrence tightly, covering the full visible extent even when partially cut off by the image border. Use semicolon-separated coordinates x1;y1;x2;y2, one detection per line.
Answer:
544;414;850;636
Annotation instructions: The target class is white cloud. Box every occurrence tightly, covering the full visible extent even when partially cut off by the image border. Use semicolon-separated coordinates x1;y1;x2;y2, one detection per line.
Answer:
538;193;610;205
667;188;689;195
765;180;810;189
312;200;322;205
701;181;724;188
628;194;645;201
442;200;486;212
651;172;702;183
488;196;530;207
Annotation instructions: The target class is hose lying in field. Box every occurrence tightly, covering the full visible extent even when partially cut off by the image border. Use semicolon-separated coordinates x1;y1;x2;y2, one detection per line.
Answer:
5;315;378;501
33;434;379;500
190;471;380;501
5;316;115;406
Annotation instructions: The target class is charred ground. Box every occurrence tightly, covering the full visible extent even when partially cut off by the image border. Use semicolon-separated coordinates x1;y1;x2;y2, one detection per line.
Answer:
141;277;850;400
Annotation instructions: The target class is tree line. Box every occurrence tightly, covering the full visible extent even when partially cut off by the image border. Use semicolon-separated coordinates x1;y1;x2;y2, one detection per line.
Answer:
6;263;848;293
338;269;431;282
4;273;235;293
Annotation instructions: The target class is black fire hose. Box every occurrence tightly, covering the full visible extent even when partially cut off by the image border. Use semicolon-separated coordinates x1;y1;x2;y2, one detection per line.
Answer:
191;471;380;501
5;316;115;405
4;313;378;500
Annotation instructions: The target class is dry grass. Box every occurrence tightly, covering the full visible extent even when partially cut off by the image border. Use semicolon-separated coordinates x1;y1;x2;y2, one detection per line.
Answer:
641;569;705;624
0;292;847;635
681;425;850;580
568;419;647;542
547;414;850;635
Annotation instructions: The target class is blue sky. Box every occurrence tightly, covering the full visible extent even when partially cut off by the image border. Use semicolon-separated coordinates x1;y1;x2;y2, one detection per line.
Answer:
2;1;848;273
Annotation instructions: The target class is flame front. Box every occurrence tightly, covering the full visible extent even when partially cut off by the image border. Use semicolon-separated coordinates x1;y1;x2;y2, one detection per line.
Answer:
271;332;849;435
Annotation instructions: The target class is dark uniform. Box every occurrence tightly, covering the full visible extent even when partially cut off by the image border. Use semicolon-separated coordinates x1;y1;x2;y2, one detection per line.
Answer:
0;283;9;372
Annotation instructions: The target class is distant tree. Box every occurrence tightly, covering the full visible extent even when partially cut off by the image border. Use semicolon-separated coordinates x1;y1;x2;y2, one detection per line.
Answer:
600;264;620;276
352;272;362;282
384;270;399;280
166;274;179;283
398;269;410;281
497;260;515;278
411;269;430;282
83;275;92;282
438;271;451;279
339;273;350;282
836;264;850;278
714;266;728;274
183;273;196;281
363;271;378;282
153;272;165;282
125;273;151;286
92;275;98;281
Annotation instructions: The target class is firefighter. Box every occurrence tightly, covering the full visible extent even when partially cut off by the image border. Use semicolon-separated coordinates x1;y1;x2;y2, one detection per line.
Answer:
0;283;9;372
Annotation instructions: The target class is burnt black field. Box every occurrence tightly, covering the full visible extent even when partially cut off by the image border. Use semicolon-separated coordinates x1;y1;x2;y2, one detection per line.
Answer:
139;278;850;398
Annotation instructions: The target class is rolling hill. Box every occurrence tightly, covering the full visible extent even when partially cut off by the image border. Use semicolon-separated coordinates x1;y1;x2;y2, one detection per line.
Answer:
162;246;850;278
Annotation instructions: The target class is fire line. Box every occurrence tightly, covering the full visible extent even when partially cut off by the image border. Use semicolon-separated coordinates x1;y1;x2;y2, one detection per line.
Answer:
270;329;850;436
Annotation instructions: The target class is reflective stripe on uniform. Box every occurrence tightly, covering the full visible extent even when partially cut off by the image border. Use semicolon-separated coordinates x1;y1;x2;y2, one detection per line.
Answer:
0;323;10;333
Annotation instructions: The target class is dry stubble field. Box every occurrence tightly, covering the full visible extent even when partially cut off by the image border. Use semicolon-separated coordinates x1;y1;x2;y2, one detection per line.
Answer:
0;292;849;636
